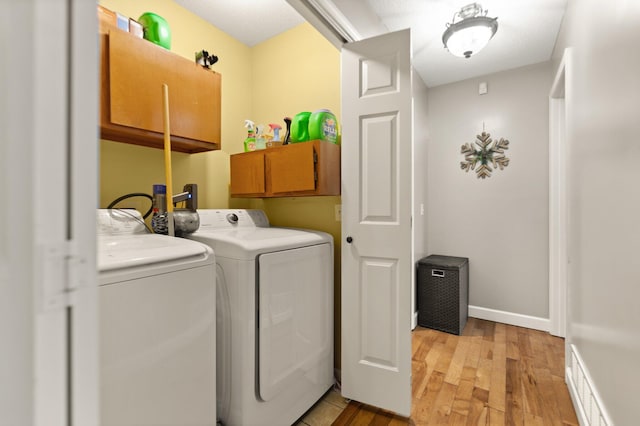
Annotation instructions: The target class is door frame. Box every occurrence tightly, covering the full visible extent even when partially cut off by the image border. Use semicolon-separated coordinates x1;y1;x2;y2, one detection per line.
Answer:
0;1;99;424
68;0;100;423
549;48;572;338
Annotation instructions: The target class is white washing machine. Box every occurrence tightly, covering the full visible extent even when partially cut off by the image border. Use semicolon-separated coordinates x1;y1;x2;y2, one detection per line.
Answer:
187;209;334;426
97;209;217;426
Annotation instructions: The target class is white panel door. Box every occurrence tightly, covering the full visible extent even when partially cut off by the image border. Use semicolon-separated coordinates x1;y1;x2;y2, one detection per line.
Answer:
341;29;412;417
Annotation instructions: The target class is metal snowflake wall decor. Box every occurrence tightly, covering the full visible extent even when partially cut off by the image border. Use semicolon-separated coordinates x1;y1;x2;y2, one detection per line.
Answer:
460;131;510;179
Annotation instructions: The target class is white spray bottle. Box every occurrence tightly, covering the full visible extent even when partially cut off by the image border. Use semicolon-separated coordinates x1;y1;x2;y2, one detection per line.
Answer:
255;124;267;150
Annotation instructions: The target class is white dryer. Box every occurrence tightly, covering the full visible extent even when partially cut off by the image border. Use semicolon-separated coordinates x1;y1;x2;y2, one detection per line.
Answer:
97;209;217;426
187;209;334;426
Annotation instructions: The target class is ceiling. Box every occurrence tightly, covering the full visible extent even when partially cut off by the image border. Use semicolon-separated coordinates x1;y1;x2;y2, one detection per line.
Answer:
175;0;305;46
175;0;567;87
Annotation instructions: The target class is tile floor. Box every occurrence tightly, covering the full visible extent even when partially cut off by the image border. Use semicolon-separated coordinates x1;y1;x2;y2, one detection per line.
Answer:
294;387;348;426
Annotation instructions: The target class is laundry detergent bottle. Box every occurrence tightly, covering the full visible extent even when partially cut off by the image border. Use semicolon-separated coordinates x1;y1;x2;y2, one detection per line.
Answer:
290;111;311;143
309;109;340;144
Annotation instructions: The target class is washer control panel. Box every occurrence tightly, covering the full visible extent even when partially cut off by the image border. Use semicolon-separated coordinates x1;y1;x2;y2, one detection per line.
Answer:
97;209;147;236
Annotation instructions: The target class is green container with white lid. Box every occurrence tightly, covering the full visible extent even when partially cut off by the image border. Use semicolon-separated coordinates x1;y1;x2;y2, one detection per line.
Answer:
308;109;340;144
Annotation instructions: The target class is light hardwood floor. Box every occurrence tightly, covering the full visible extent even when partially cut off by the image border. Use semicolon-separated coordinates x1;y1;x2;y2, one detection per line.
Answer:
297;318;579;425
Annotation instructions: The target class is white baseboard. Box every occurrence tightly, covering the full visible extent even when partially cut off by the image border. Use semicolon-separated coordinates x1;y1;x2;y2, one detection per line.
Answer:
468;305;550;332
566;344;612;426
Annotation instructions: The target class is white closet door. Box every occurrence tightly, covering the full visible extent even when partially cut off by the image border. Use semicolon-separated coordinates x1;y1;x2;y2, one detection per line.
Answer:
341;29;413;417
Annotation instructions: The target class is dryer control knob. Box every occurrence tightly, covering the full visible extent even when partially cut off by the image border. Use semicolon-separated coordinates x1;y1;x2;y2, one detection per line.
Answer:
226;213;239;224
346;236;353;243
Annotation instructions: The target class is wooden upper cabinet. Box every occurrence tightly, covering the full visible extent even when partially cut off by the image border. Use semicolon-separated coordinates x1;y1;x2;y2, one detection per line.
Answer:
230;140;340;198
99;23;221;153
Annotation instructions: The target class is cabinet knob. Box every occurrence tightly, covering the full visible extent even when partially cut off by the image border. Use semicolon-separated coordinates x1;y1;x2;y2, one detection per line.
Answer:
346;236;353;244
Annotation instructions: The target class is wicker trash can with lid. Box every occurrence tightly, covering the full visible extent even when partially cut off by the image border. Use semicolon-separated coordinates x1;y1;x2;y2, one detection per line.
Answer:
417;255;469;335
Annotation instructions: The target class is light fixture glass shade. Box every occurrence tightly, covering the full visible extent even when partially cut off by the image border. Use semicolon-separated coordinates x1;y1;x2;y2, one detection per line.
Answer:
442;4;498;59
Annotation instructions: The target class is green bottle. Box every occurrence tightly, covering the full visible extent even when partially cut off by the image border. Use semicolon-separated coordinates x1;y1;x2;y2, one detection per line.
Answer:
309;109;339;144
290;112;311;143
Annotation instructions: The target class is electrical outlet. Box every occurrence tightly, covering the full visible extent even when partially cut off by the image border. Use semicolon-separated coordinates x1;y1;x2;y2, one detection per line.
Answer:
335;204;341;222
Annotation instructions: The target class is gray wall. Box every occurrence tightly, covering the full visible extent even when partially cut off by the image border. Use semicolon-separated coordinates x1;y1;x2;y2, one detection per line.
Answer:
552;0;640;423
426;62;552;318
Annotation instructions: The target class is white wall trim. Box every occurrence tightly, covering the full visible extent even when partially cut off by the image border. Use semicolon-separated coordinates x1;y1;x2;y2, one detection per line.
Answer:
566;344;613;426
469;305;550;332
306;0;361;42
286;0;354;49
548;47;572;338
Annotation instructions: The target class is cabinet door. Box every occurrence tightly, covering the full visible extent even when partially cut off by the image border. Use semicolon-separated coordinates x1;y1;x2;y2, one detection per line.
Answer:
267;142;316;194
230;151;266;196
108;29;221;145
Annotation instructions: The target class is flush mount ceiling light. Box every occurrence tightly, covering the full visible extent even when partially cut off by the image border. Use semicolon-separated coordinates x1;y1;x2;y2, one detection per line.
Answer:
442;3;498;59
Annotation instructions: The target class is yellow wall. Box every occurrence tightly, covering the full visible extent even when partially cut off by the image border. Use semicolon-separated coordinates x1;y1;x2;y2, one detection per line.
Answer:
249;22;342;369
250;23;340;126
99;1;342;367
